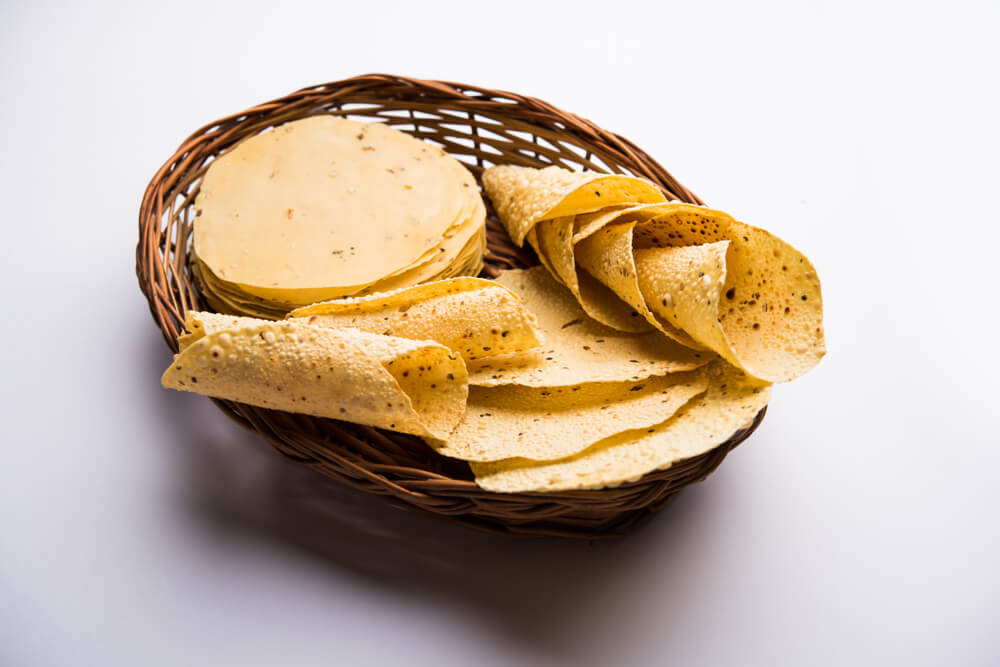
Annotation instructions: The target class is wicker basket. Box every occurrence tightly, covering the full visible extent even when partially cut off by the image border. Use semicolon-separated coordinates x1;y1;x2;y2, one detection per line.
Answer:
137;74;766;539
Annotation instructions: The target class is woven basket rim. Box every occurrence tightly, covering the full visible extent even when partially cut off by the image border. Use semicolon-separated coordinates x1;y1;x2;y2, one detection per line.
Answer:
136;73;764;539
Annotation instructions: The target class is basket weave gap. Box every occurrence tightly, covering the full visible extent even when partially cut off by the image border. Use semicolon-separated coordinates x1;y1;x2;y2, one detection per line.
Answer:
334;102;383;113
437;122;476;136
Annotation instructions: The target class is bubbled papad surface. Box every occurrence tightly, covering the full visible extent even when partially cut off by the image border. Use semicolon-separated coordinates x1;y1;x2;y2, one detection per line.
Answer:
434;372;707;462
575;220;703;348
481;164;666;245
471;359;770;492
163;317;467;440
533;208;650;332
467;267;711;387
287;277;540;362
628;203;825;382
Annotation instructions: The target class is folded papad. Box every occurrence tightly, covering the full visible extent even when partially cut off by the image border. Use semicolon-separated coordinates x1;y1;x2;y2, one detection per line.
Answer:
164;317;466;440
165;273;545;439
471;359;770;492
481;163;825;384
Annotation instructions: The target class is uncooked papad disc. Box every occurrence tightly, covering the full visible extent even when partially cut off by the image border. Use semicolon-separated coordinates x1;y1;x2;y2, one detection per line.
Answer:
193;115;486;313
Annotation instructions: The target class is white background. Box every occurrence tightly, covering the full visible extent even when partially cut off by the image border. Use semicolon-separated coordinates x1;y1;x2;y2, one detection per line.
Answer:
2;1;998;665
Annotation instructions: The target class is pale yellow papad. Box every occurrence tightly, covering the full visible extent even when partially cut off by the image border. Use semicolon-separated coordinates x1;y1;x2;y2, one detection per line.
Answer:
630;203;825;382
481;164;665;245
574;220;703;348
194;116;477;291
471;360;770;492
287;277;540;362
229;166;487;304
163;318;467;440
194;222;485;319
533;208;650;332
434;372;707;462
467;267;711;387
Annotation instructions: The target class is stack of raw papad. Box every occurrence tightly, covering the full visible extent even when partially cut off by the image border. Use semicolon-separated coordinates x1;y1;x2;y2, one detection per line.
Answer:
192;116;486;318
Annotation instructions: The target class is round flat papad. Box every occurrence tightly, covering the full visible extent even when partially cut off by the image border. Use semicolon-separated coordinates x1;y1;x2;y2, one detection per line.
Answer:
194;221;486;319
194;115;485;301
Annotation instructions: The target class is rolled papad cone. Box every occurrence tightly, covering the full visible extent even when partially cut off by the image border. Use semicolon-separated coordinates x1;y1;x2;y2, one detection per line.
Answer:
631;203;825;383
533;209;651;332
481;164;666;246
570;202;824;382
574;220;704;349
163;318;467;440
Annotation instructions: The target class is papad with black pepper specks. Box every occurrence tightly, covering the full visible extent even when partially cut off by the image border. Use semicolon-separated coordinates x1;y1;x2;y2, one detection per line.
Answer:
471;360;769;492
532;208;650;332
467;267;711;387
287;277;540;362
434;372;706;462
581;202;825;382
163;318;467;440
481;164;665;246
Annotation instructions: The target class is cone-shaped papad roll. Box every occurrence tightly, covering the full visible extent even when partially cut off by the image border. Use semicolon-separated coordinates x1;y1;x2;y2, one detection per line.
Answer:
574;203;824;382
532;208;651;332
163;317;467;440
574;220;703;349
481;165;666;246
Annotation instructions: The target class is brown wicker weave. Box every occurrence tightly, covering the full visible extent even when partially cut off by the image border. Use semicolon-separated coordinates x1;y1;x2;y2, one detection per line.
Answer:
137;74;766;539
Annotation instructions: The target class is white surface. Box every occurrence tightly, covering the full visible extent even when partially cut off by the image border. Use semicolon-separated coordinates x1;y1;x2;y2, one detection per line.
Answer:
1;1;998;665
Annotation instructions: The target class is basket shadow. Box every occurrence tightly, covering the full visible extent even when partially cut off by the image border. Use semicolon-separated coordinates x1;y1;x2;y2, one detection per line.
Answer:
138;317;717;659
